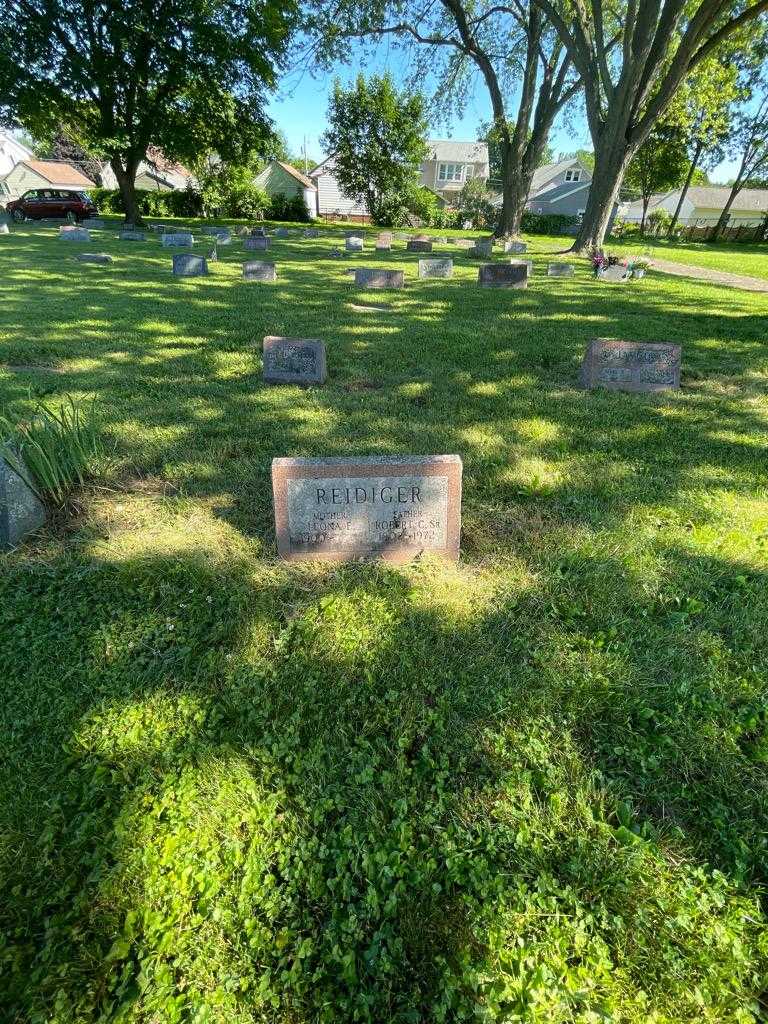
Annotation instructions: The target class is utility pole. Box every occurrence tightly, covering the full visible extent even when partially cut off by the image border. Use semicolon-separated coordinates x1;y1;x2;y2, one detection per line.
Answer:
303;136;308;173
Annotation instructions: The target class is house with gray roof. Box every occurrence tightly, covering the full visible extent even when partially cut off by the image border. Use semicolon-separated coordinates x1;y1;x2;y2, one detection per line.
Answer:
490;155;593;219
419;140;490;203
620;185;768;226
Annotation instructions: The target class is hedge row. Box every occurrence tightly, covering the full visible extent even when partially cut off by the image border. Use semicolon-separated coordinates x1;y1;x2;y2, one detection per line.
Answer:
89;188;311;223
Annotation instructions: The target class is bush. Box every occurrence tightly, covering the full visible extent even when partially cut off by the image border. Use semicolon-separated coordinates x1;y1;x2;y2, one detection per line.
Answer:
267;192;310;223
456;178;495;229
89;187;203;218
520;210;578;235
647;207;673;233
0;396;102;505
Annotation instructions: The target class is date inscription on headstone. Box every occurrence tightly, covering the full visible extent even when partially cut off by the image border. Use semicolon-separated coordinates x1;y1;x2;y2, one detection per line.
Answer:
580;339;682;393
272;454;462;562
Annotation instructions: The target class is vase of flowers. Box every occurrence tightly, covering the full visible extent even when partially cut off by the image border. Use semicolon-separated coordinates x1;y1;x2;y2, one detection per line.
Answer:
590;248;609;277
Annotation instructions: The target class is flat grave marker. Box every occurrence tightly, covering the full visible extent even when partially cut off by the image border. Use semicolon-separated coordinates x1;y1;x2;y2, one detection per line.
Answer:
354;268;404;289
272;454;463;563
162;232;194;247
478;263;528;289
76;253;113;265
580;339;682;393
119;230;145;241
547;262;574;277
172;253;208;277
418;258;453;279
243;260;276;282
263;336;326;386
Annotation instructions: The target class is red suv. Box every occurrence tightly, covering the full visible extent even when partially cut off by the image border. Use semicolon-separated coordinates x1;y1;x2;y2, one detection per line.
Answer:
5;189;99;223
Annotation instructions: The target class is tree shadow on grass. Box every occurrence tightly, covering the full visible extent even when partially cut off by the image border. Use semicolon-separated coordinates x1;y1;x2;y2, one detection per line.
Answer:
1;528;766;1020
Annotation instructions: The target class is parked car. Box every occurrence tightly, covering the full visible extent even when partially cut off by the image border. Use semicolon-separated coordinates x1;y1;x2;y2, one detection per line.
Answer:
5;189;99;223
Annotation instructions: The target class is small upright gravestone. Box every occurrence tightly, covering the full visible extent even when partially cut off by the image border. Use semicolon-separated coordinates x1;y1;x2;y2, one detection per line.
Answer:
471;239;493;258
59;227;90;242
243;260;276;282
508;259;533;276
0;224;10;235
504;240;527;254
119;230;145;241
418;258;453;279
271;454;463;564
580;339;682;393
172;253;208;277
355;268;404;289
376;233;392;251
547;262;574;277
346;236;364;252
77;253;113;265
304;228;320;238
1;450;46;550
162;232;194;247
407;239;432;253
478;263;528;289
263;336;326;385
245;236;269;251
274;227;289;239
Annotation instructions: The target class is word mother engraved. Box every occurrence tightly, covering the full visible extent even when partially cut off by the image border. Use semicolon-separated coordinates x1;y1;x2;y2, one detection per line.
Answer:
580;338;682;393
272;454;462;563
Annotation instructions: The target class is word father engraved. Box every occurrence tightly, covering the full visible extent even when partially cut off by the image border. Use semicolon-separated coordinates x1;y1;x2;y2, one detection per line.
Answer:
272;455;462;563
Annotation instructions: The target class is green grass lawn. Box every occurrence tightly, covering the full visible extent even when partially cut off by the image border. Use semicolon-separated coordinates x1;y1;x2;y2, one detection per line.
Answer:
610;234;768;280
1;218;768;1022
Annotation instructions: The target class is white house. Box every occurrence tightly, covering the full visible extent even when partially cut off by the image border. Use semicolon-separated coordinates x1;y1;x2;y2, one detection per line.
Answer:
0;131;33;179
490;156;593;218
309;140;490;220
309;155;370;220
621;185;768;226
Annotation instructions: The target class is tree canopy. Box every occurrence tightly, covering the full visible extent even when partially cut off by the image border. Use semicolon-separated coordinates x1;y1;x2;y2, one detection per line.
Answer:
0;0;298;222
321;72;428;225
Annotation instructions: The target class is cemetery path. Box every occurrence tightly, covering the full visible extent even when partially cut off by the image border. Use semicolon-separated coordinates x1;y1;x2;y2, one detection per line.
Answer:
651;258;768;292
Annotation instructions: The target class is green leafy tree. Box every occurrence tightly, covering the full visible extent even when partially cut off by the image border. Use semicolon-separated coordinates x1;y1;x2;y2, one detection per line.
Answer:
480;120;553;179
34;125;105;185
321;73;428;226
534;0;768;250
0;0;298;224
624;119;690;232
456;177;495;228
311;2;584;239
713;83;768;238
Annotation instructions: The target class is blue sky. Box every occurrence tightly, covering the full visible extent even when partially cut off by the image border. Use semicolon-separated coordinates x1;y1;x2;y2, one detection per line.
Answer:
268;39;739;182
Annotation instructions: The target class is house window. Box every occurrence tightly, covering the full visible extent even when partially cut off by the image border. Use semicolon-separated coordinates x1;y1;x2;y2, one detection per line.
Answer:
438;162;469;183
565;169;582;182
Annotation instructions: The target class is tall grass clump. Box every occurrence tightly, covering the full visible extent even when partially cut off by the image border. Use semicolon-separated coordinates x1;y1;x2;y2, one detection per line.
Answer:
0;396;102;505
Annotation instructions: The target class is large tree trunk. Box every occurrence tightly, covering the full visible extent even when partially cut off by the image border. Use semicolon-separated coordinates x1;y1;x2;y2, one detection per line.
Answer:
640;197;650;233
497;137;535;238
711;182;741;240
110;156;143;226
668;140;703;236
571;130;633;251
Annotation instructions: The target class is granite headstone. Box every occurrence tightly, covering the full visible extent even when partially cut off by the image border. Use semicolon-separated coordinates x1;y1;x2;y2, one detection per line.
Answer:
547;262;574;277
418;258;453;279
354;268;404;289
504;240;527;254
272;454;463;563
407;239;433;253
580;339;682;393
172;253;208;276
243;260;277;281
119;230;145;241
244;236;269;251
162;232;194;247
346;236;364;252
263;336;327;385
478;263;528;289
0;449;46;550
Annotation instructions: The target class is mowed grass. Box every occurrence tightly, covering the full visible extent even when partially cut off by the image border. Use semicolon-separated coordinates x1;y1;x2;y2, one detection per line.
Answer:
1;218;768;1022
611;234;768;280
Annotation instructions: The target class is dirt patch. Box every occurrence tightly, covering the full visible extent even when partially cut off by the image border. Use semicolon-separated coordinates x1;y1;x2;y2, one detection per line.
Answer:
347;302;393;312
344;378;384;392
119;473;180;498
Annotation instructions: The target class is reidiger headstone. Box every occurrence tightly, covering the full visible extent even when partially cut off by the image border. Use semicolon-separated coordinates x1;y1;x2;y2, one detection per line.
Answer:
272;454;463;563
418;258;453;279
355;268;404;289
263;337;327;385
243;260;276;281
478;263;527;289
580;339;682;393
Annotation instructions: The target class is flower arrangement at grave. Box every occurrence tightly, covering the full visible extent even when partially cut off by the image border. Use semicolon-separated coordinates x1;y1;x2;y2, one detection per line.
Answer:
625;254;652;279
589;248;610;276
